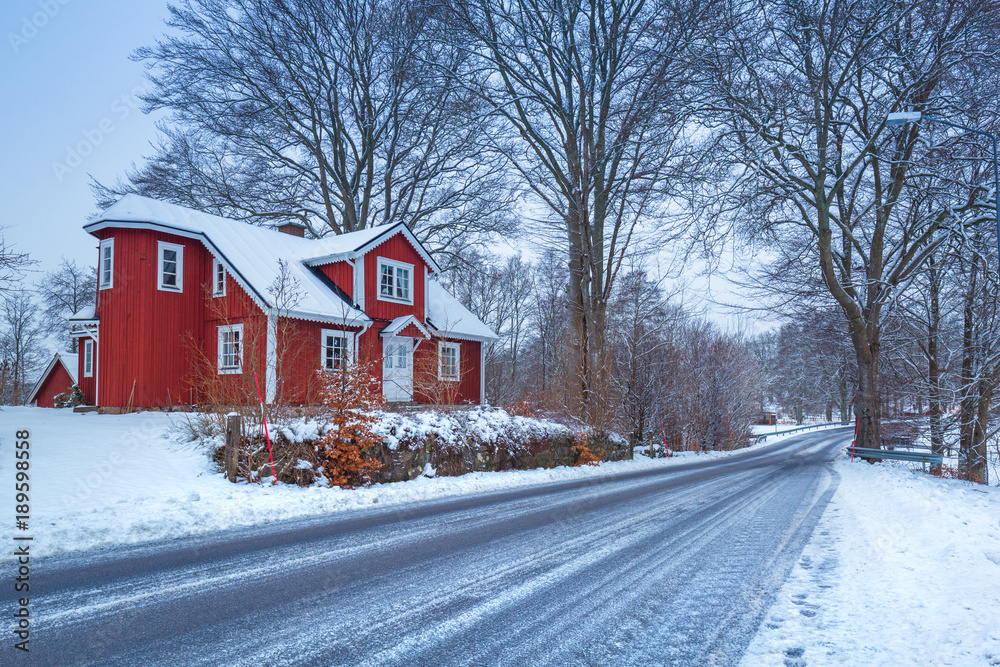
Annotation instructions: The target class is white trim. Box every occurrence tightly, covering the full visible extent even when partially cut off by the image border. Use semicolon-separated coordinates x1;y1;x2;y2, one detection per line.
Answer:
99;238;114;290
376;256;414;305
157;241;184;292
266;314;277;402
438;341;460;381
217;323;244;374
355;254;365;310
212;257;226;297
83;339;94;378
480;344;486;405
424;265;429;322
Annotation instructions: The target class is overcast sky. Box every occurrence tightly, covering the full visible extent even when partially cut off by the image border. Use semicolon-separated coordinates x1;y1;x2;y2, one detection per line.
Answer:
2;0;170;275
1;0;769;331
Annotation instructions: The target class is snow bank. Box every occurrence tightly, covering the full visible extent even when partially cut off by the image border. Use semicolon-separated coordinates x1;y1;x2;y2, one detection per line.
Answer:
0;407;730;560
741;458;1000;666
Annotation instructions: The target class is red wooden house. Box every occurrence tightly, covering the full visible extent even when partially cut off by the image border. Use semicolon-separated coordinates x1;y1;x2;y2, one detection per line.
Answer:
54;195;497;409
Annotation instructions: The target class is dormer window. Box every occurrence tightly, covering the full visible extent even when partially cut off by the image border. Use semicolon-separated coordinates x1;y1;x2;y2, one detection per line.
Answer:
158;241;184;292
377;257;412;304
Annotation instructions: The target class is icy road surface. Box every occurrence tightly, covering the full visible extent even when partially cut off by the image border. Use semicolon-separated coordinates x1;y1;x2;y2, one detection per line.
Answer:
19;430;848;666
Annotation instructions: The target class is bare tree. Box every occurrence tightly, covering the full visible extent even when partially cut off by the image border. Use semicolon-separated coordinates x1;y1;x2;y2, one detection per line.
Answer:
445;0;710;422
1;293;46;405
37;259;96;353
696;0;1000;448
93;0;516;259
0;230;34;295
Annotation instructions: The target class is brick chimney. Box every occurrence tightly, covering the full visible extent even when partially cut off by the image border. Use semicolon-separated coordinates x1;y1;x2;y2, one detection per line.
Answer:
276;222;306;237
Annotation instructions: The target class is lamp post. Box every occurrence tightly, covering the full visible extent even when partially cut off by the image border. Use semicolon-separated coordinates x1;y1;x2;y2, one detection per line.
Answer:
886;111;1000;264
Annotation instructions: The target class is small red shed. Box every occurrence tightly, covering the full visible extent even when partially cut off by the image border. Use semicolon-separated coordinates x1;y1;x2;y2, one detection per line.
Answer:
28;353;79;407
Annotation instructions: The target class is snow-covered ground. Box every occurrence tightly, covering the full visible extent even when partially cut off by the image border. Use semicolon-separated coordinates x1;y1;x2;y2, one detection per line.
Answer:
0;407;838;560
741;458;1000;666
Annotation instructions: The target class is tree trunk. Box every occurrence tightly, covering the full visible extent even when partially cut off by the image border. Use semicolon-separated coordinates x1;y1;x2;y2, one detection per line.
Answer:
927;256;944;473
855;352;883;451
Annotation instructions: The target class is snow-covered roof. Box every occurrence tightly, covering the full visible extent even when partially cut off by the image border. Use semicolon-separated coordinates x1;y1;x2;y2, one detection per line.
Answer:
84;195;369;327
69;306;96;322
426;280;499;342
27;353;78;404
380;315;430;339
84;195;494;338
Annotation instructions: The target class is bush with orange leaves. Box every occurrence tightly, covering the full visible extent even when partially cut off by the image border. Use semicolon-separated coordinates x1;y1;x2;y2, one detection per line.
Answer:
316;362;385;489
571;431;601;467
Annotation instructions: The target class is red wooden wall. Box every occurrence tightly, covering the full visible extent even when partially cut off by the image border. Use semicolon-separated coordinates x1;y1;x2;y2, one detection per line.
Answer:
316;261;354;302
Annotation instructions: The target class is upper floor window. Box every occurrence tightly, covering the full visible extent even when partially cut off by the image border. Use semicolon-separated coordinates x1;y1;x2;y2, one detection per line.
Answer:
321;329;352;371
438;341;460;381
218;324;243;374
158;241;184;292
212;257;226;297
378;257;413;304
99;238;114;290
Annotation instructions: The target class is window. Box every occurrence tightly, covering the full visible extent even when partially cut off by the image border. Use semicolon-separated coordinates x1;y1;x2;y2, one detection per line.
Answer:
377;257;413;303
438;341;460;381
83;339;94;377
321;329;352;371
218;324;243;374
158;241;184;292
99;238;114;289
383;342;408;369
212;258;226;297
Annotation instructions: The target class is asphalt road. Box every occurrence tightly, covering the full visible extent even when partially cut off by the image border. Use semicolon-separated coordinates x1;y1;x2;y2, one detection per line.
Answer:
22;429;849;666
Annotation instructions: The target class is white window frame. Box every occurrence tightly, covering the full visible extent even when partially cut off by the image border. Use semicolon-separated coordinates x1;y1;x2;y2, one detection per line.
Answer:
212;257;226;297
99;238;114;290
438;341;460;381
157;241;184;292
83;339;94;378
321;329;355;371
376;257;414;305
217;324;244;374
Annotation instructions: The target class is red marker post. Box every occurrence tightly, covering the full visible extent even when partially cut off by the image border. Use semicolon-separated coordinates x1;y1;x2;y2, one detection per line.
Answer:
254;372;277;485
850;418;859;462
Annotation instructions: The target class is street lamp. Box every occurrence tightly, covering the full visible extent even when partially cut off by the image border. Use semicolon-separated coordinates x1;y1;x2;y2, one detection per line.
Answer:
885;111;1000;265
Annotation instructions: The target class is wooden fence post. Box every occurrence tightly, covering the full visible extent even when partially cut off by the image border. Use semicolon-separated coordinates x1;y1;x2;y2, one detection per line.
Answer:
225;413;241;482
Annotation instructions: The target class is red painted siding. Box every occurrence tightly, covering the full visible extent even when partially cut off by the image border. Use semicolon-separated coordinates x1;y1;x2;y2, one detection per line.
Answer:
95;228;267;408
412;338;481;404
363;235;427;322
32;362;75;407
316;261;354;302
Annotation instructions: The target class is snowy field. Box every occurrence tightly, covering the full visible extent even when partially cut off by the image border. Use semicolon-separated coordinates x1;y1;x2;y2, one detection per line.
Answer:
0;407;832;560
741;459;1000;666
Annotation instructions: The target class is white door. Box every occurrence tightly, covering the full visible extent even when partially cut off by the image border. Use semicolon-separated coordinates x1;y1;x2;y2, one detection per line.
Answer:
382;336;413;402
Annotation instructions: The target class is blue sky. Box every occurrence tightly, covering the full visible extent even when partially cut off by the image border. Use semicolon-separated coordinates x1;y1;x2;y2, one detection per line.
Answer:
1;0;170;277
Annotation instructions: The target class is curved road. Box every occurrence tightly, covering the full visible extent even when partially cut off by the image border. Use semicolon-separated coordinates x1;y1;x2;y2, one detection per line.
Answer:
24;429;849;666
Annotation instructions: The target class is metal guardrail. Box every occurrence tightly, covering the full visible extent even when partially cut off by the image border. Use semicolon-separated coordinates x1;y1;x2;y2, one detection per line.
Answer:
848;446;944;465
753;421;853;445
